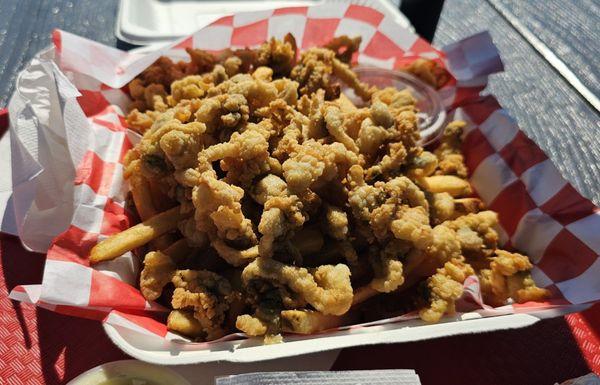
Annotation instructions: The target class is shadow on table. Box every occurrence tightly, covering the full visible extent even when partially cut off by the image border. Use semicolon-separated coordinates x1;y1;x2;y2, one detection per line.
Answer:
331;316;592;385
0;235;126;385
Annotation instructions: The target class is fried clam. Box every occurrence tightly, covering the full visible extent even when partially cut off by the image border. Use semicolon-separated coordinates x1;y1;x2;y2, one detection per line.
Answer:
236;257;353;342
169;269;241;340
106;35;553;343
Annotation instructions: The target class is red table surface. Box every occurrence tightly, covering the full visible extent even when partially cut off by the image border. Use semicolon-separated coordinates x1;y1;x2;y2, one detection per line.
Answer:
0;108;599;385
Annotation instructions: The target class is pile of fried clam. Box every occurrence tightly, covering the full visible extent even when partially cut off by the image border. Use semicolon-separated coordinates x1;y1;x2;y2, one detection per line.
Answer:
90;34;549;344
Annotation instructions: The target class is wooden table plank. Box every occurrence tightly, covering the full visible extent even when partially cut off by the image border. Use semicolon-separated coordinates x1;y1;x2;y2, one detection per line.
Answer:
0;0;119;108
434;0;600;205
497;0;600;98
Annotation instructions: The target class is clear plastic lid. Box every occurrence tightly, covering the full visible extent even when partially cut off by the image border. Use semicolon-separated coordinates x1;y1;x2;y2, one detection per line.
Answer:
341;66;447;145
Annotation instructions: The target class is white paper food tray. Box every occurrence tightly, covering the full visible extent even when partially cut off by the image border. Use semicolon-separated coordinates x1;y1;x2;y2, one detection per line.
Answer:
116;0;413;46
104;304;588;365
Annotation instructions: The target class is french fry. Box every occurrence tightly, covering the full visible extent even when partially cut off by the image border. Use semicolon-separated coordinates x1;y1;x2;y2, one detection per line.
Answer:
129;173;157;221
351;286;378;307
148;179;175;212
127;164;175;250
421;175;472;197
90;205;187;264
211;239;260;266
163;238;194;265
453;197;484;217
281;309;353;334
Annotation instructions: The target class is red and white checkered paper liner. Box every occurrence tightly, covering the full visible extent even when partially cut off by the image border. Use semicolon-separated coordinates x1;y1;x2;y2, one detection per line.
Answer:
9;3;600;345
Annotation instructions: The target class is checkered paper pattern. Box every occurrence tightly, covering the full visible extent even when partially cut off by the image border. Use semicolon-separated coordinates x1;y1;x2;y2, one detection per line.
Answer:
8;2;600;345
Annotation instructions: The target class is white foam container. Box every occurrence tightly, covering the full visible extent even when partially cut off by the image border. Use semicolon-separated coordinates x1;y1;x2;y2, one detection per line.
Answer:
116;0;413;46
104;304;588;365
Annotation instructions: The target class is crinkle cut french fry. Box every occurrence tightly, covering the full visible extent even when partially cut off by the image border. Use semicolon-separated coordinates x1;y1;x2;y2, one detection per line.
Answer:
421;175;472;197
90;205;187;264
280;309;351;334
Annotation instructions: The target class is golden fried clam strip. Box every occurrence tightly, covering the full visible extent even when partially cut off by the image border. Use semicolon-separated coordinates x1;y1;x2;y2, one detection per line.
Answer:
192;175;257;247
291;47;337;98
371;86;416;111
196;125;271;184
347;165;433;249
273;78;300;106
479;250;550;306
136;117;209;177
406;150;438;181
323;104;360;153
369;252;405;293
170;75;213;103
352;211;483;307
301;89;328;140
281;309;355;334
170;269;240;340
290;47;373;100
404;211;497;280
208;73;279;113
258;195;306;258
256;34;297;76
90;206;188;264
429;192;455;225
324;35;361;64
210;239;259;267
363;109;420;180
356;115;391;159
242;258;353;316
419;256;475;322
331;58;375;101
126;108;160;134
249;173;311;259
250;174;289;205
443;210;499;254
282;139;358;193
434;120;468;178
236;314;268;337
193;93;250;134
140;250;175;301
322;204;349;241
139;238;196;301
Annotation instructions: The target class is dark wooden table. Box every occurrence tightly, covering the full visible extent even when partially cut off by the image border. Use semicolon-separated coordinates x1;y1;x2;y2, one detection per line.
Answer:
0;1;599;384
